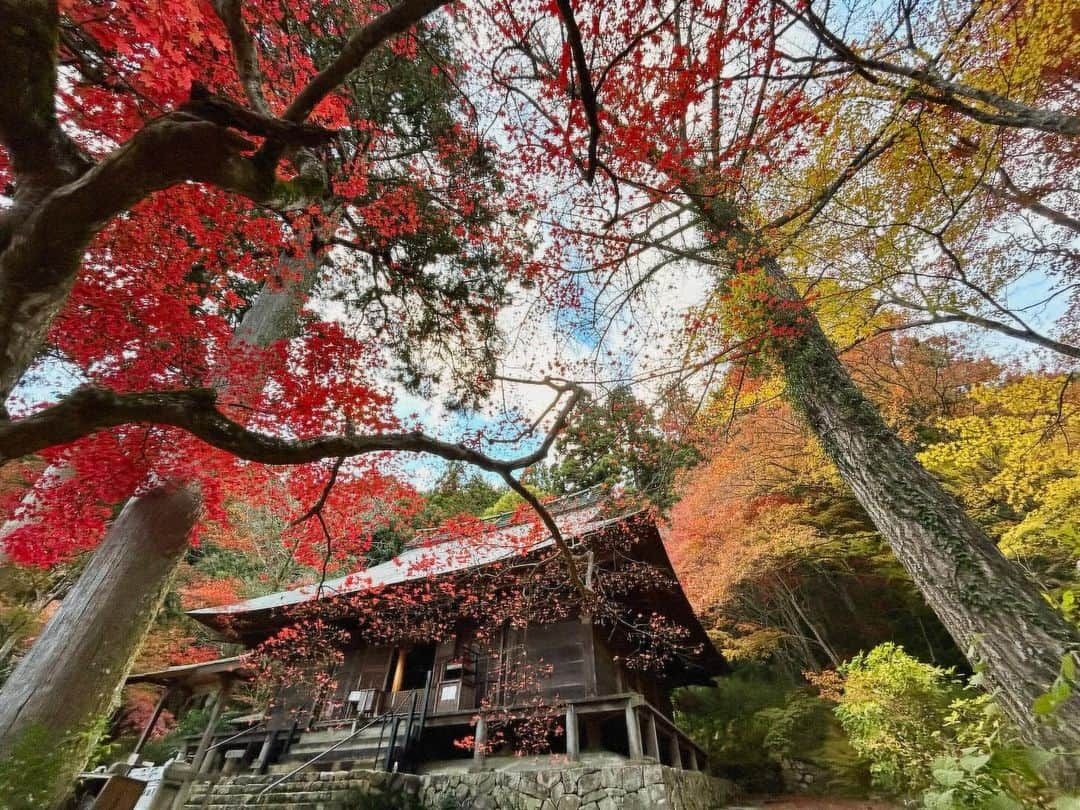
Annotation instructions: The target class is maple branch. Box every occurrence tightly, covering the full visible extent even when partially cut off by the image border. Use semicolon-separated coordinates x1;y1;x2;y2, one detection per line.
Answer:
210;0;327;185
552;0;602;183
497;472;587;595
0;110;273;405
0;380;594;597
183;82;334;148
259;0;451;168
211;0;273;115
289;457;346;529
0;0;450;411
0;382;586;471
0;0;91;195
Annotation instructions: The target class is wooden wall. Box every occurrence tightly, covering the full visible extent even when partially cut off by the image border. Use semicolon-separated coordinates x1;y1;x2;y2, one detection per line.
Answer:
262;618;676;723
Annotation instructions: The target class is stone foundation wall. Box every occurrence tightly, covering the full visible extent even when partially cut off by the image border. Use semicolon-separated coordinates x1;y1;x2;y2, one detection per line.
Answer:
777;757;828;794
419;764;732;810
183;764;733;809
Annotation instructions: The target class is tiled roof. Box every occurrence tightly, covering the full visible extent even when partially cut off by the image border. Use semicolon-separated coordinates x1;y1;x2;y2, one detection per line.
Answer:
189;487;613;620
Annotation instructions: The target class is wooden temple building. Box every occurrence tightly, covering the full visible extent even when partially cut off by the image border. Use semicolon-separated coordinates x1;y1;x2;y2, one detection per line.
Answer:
123;490;724;779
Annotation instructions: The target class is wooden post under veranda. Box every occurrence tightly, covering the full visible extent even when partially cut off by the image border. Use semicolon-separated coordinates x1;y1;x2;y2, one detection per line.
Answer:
624;700;643;759
192;677;233;774
129;685;172;763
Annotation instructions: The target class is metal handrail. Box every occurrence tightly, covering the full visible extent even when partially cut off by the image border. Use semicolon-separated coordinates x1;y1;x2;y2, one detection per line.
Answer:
376;670;432;772
251;687;419;802
205;717;268;752
377;687;415;770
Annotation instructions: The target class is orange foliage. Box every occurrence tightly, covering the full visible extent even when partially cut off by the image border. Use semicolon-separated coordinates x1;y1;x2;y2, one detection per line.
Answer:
667;391;826;612
666;335;1002;660
179;576;244;610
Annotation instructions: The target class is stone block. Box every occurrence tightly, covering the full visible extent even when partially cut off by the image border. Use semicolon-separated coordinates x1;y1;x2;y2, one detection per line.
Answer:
577;770;602;795
537;769;562;790
642;764;664;785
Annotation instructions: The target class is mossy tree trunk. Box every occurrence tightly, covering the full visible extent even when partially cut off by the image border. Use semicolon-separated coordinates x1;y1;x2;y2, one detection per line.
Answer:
687;185;1080;765
0;250;321;808
0;486;199;809
760;257;1080;768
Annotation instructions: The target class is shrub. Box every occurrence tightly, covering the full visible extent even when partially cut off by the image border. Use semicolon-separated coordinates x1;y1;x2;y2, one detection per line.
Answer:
834;642;963;794
675;668;868;794
833;643;1067;807
675;671;792;790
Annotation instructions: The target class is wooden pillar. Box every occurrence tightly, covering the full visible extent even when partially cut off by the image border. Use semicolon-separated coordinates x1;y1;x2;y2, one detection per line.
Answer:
391;647;407;693
252;724;275;774
625;701;643;759
193;678;232;774
473;715;487;769
130;685;171;762
669;733;683;769
565;704;579;761
644;711;660;761
687;746;699;772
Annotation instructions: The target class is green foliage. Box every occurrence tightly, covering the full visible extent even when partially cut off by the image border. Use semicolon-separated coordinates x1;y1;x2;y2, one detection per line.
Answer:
674;669;868;793
0;724;65;810
755;690;833;759
136;732;183;765
1032;653;1078;719
545;385;700;510
674;672;789;789
834;643;1061;806
175;704;231;738
366;524;412;566
480;484;547;518
921;745;1053;809
416;462;503;527
188;542;266;582
835;643;965;793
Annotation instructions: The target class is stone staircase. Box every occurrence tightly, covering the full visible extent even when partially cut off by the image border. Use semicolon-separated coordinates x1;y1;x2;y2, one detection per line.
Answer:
268;725;391;774
182;769;422;809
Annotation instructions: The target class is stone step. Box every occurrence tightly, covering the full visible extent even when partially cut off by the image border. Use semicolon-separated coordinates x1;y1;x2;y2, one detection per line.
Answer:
188;775;369;791
184;779;371;809
292;726;386;744
285;738;384;757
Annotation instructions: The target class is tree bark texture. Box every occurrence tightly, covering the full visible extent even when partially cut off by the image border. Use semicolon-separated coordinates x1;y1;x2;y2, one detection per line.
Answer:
0;486;199;809
0;248;321;807
765;259;1080;768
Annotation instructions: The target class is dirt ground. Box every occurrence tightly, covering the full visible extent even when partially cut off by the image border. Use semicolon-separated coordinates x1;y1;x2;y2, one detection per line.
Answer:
733;797;901;809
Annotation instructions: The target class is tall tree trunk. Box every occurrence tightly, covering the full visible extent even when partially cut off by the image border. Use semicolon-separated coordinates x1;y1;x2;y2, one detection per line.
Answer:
0;486;199;809
0;246;325;806
763;257;1080;765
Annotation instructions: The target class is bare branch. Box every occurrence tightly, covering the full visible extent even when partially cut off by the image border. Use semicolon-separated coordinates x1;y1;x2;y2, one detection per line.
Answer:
783;0;1080;136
